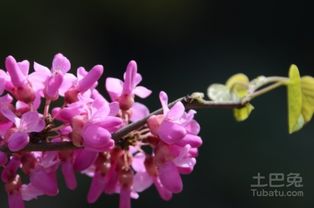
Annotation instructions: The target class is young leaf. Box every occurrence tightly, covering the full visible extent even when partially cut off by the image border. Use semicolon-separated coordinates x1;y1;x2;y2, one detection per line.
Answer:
301;76;314;122
226;73;254;121
287;64;303;133
207;73;254;121
234;103;254;121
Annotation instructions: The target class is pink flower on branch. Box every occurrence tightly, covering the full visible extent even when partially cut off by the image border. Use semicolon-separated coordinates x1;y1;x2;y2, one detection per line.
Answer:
0;54;204;208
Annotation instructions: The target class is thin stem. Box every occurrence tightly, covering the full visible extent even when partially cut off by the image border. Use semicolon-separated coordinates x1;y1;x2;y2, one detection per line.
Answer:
0;142;80;153
242;81;285;104
44;100;51;117
250;82;285;100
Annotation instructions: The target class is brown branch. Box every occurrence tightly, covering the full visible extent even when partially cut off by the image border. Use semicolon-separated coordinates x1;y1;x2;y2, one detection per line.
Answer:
0;95;243;154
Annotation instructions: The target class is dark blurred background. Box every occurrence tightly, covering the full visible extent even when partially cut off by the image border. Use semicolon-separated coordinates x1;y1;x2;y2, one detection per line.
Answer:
0;0;314;207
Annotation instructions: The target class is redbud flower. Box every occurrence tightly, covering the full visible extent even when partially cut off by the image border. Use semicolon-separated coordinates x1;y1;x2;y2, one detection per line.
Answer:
106;60;151;113
5;56;35;103
1;110;45;151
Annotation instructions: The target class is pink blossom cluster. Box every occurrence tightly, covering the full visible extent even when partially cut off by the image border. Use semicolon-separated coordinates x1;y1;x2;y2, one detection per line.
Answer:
0;54;203;208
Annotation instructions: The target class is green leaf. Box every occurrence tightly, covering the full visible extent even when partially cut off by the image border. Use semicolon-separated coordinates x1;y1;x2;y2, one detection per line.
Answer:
234;103;254;121
207;84;233;101
301;76;314;122
226;73;249;98
287;64;303;133
207;73;255;121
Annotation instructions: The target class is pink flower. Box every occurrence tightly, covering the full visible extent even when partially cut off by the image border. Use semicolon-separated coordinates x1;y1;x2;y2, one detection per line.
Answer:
106;60;151;112
64;65;103;103
21;152;60;200
29;53;71;100
5;56;35;103
148;91;202;147
1;110;45;151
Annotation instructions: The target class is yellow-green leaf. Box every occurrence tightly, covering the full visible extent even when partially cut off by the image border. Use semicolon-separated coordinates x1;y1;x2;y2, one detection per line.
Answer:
287;64;302;133
226;73;249;98
301;76;314;122
207;84;232;101
233;103;254;121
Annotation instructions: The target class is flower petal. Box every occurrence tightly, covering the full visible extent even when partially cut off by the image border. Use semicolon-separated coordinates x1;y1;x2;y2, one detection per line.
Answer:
166;101;185;121
5;56;27;87
77;65;103;93
123;60;137;95
158;161;183;193
20;112;45;132
61;159;77;190
133;86;152;98
159;91;169;114
87;172;106;203
82;124;114;152
30;169;58;196
153;177;173;201
158;120;186;144
8;191;25;208
73;149;98;171
130;102;150;122
52;53;71;73
133;171;153;192
8;132;29;152
106;77;123;101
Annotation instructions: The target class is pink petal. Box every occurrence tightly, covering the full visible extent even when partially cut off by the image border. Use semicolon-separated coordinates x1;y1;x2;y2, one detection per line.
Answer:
33;62;51;76
104;165;118;194
119;187;131;208
30;169;58;196
17;60;30;76
91;89;110;109
159;91;169;114
52;53;71;73
61;159;77;190
0;77;5;94
8;132;29;152
147;115;164;136
5;56;26;87
44;72;63;100
158;161;183;193
158;120;186;144
105;77;123;101
133;86;152;98
0;108;19;124
77;66;88;80
1;157;21;183
109;101;120;116
133;73;142;86
132;152;146;172
166;101;185;121
133;171;153;192
96;116;123;133
58;73;77;96
82;124;114;152
153;177;173;201
123;60;137;95
130;102;149;122
185;120;200;135
20;112;45;133
177;134;202;148
21;184;44;201
73;149;98;171
87;172;106;203
8;192;25;208
0;121;13;136
77;65;103;93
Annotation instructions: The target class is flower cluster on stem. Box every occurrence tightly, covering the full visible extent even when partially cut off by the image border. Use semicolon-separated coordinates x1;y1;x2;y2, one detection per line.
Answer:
0;54;203;208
